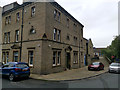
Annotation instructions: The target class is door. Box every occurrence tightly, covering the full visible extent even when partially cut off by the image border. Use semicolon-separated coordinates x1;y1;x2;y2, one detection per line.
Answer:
66;53;71;69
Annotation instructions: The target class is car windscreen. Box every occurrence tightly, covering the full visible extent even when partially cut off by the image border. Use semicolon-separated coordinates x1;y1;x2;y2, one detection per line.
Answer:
15;64;29;68
92;62;99;65
110;63;120;66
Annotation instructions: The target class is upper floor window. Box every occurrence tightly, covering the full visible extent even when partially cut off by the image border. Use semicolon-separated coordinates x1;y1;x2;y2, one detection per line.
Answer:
8;16;11;24
5;16;11;25
54;9;61;22
53;28;61;42
74;36;78;45
67;18;69;28
4;33;7;43
5;17;8;25
8;32;10;43
16;12;20;22
4;32;10;44
73;23;77;31
53;28;57;41
15;30;19;42
31;6;35;17
57;30;61;42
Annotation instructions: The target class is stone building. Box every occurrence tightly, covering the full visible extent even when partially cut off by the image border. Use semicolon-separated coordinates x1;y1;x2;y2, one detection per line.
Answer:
0;6;2;62
1;2;93;74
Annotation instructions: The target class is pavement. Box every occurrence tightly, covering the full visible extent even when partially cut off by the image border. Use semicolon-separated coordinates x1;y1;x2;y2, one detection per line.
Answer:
30;57;110;81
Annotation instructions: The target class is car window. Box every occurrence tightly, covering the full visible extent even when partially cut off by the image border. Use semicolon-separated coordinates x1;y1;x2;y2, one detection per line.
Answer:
3;63;9;67
92;62;99;65
111;63;120;66
15;64;28;68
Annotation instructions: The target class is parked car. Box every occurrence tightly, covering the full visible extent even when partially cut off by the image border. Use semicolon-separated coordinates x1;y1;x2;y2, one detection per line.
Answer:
88;62;104;71
108;63;120;73
0;62;30;81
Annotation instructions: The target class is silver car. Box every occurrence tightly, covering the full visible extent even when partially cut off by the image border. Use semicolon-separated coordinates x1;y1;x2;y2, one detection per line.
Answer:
109;63;120;73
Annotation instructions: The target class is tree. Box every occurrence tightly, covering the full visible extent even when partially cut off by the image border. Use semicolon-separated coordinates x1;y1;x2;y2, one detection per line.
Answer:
102;35;120;61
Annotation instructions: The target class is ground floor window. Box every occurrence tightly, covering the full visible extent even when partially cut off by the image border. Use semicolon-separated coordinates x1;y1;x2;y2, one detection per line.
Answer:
2;52;9;64
28;51;34;67
73;51;78;64
13;51;19;62
6;52;9;63
53;51;61;66
2;52;6;64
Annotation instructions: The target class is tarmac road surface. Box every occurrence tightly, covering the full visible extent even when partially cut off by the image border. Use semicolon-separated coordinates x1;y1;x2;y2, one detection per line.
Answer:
1;72;120;89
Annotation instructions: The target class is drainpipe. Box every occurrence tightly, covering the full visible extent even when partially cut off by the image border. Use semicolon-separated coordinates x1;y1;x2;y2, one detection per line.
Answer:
20;7;24;62
79;28;81;68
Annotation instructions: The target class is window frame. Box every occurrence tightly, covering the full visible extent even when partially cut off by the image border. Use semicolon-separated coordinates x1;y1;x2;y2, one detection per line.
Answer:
28;50;34;67
15;30;19;42
31;6;36;17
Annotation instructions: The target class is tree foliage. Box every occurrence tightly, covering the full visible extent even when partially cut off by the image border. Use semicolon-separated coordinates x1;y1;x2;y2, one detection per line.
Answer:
102;35;120;60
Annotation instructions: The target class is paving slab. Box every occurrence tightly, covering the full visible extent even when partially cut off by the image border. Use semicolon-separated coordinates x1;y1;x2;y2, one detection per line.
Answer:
30;57;109;81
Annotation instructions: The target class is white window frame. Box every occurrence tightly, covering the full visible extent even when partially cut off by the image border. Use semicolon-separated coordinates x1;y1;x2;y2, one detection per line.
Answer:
15;30;19;42
57;51;61;65
53;51;57;66
16;12;20;22
8;32;10;43
31;6;35;17
28;51;34;67
53;28;57;41
57;30;61;42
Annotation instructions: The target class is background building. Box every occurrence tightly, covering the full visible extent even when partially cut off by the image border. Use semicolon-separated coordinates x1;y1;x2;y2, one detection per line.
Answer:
2;2;93;74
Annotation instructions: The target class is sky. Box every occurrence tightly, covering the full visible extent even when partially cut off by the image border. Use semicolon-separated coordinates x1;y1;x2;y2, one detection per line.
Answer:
0;0;119;48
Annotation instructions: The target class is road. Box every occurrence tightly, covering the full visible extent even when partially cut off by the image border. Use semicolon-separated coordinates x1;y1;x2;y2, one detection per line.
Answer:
1;73;120;89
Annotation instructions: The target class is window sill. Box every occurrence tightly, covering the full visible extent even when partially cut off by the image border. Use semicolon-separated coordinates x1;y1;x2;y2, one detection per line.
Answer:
52;65;61;68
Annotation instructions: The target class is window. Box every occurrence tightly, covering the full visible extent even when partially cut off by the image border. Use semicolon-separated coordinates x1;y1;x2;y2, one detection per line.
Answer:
53;51;61;66
53;51;57;66
8;16;11;24
15;30;19;42
58;12;61;21
54;9;61;22
67;18;69;27
2;52;6;64
5;17;8;25
53;28;57;41
13;51;19;62
54;10;57;19
57;30;61;42
4;33;7;43
74;36;78;45
57;52;61;65
28;51;34;66
66;35;70;40
73;52;78;64
31;6;35;17
6;52;9;63
8;32;10;43
16;12;20;22
53;28;61;42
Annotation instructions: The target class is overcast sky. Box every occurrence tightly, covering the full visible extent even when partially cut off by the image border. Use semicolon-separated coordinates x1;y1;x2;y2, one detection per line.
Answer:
0;0;119;48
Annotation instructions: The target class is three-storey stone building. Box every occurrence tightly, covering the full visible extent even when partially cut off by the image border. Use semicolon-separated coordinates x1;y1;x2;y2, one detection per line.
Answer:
2;2;93;74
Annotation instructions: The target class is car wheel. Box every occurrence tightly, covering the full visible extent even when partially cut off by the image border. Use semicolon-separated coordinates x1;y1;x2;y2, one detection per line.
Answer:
97;67;100;71
108;70;111;73
9;73;15;81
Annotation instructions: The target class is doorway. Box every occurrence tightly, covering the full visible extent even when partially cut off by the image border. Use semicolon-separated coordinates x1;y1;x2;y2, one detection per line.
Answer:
66;53;71;69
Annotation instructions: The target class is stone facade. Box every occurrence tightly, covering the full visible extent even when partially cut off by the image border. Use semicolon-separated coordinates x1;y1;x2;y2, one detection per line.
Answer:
0;7;2;62
1;2;93;74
